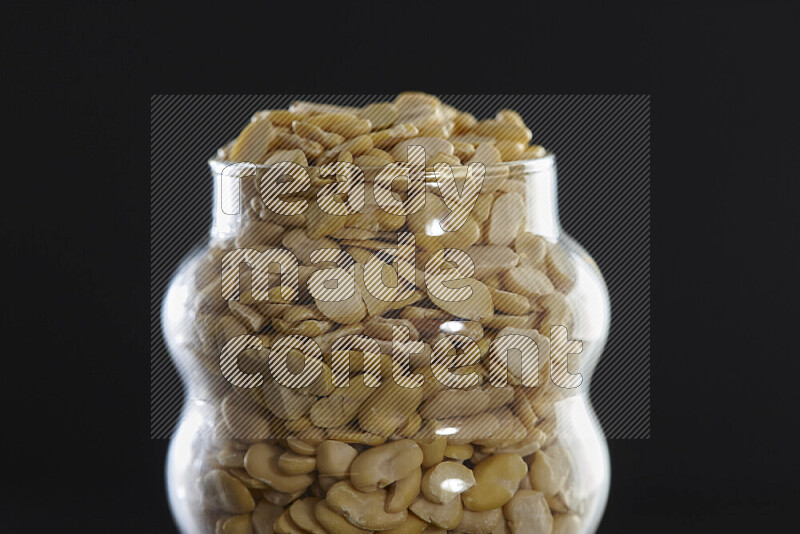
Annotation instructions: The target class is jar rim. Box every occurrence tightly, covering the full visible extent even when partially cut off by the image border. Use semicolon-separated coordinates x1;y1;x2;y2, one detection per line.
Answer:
208;152;556;173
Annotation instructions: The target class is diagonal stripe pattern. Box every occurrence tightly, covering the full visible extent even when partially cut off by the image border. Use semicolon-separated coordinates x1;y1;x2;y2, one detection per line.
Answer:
151;95;650;439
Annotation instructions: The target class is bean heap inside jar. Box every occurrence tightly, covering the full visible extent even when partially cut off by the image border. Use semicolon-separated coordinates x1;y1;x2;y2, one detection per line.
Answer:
192;93;584;534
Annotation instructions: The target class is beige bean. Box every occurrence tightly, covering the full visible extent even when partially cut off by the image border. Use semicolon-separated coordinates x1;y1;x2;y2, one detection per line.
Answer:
230;468;269;490
428;152;461;167
545;244;576;292
369;123;419;149
382;513;428;534
495;435;543;457
278;451;316;475
313;323;364;353
314;499;373;534
494;141;525;162
529;445;571;497
556;486;584;514
470;120;532;145
305;113;372;138
221;395;272;441
546;493;569;513
327;481;408;530
289;498;327;534
292;120;345;149
467;143;502;165
262;488;305;507
496;179;526;196
536;292;574;337
488;287;531;316
450;133;494;145
326;425;387;446
244;442;314;494
416;434;448;468
421;461;476;503
444;444;474;461
355;154;394;168
228;300;267;331
357;381;424;437
363;316;420;341
481;164;512;194
304;200;349;239
473;408;528;448
281;228;339;265
358;103;400;130
409;496;463;530
316;440;359;476
273;318;334;338
257;206;305;228
217;447;246;468
256;109;309;127
488;193;525;247
420;386;513;419
452;141;476;162
396;412;423;438
462;454;528;511
264;148;308;166
319;475;345;492
437;411;501;445
331;227;382;241
218;513;254;534
387;467;422;513
259;380;316;421
314;283;368;324
503;265;555;299
230;118;277;163
401;113;445;136
464;246;520;278
285;437;316;456
275;509;305;534
203;469;256;514
294;426;327;446
364;147;395;162
401;306;451;322
319;135;375;164
253;501;283;534
310;377;376;428
552;514;581;534
489;327;551;388
502;490;552;534
272;133;325;160
514;233;548;268
427;277;493;322
453;508;504;534
290;101;360;115
392;136;454;162
394;92;441;111
451;111;478;134
350;440;423;492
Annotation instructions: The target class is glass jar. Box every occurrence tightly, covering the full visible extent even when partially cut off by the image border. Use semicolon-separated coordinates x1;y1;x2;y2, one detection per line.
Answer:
163;153;610;534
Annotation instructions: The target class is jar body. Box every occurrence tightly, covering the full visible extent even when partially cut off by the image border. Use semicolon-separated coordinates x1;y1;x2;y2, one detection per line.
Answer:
163;156;610;533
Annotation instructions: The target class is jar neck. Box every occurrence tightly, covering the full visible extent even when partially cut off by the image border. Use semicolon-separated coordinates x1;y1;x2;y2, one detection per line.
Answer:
208;155;562;241
518;155;562;241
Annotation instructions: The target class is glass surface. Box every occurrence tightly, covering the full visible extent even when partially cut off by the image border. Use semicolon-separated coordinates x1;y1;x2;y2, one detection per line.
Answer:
163;154;611;534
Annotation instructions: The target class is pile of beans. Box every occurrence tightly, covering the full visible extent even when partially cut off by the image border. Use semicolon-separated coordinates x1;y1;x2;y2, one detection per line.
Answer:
188;93;585;534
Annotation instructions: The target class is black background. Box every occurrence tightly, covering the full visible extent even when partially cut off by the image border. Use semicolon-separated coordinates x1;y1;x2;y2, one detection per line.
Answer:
2;2;798;533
